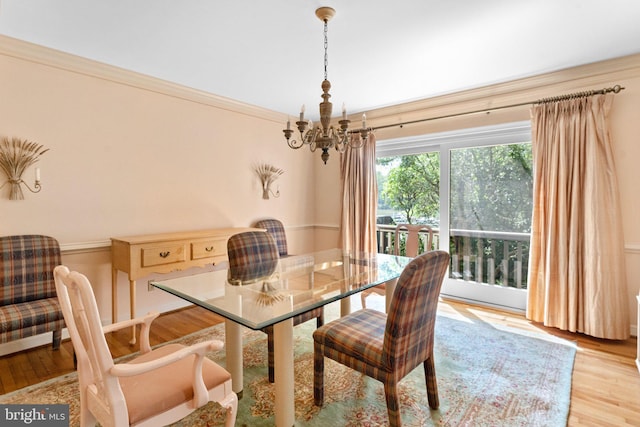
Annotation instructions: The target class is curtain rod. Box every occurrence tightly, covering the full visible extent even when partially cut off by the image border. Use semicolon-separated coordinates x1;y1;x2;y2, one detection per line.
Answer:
369;84;625;132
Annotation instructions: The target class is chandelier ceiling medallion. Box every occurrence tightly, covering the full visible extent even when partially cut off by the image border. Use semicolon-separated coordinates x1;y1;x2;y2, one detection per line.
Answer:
283;7;370;164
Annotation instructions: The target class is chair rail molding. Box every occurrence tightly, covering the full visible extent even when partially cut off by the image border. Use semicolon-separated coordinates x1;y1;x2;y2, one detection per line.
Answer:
59;240;111;254
626;243;640;254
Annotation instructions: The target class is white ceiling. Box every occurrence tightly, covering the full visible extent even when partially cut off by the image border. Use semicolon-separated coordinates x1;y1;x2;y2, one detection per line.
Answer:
1;1;640;120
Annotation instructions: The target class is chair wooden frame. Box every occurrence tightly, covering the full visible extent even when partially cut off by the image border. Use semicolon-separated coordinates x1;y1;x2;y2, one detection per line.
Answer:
54;266;237;427
393;224;434;258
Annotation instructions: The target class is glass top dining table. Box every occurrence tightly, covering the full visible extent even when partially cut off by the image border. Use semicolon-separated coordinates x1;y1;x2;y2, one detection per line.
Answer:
150;248;412;427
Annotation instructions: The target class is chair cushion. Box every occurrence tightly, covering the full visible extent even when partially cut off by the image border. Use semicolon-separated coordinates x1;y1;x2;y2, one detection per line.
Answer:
0;298;65;341
313;308;387;368
118;343;231;425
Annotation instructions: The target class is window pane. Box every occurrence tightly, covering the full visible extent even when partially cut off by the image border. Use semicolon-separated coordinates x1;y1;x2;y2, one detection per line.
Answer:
376;153;440;255
449;143;532;288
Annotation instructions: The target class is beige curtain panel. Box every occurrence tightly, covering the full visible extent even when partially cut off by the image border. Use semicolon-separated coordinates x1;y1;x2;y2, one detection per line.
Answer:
340;134;378;255
527;94;629;340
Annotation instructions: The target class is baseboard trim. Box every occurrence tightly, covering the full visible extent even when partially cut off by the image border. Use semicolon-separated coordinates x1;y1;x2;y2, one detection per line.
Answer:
0;330;70;357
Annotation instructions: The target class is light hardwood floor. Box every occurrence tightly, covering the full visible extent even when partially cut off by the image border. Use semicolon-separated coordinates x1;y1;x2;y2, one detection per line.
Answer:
0;298;638;426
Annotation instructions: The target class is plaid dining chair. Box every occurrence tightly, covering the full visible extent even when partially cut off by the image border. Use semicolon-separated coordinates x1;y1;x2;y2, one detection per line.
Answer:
254;218;289;257
313;250;450;427
227;231;324;382
227;231;280;285
362;223;436;309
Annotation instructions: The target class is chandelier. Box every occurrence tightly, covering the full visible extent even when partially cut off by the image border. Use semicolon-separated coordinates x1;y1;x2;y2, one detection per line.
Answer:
283;7;370;164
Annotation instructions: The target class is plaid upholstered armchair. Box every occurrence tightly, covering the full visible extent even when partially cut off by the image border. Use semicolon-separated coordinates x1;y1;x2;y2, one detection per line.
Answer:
227;231;324;382
0;235;65;350
313;250;450;427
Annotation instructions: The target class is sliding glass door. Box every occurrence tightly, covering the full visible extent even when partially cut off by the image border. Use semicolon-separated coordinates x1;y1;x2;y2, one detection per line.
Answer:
377;122;532;311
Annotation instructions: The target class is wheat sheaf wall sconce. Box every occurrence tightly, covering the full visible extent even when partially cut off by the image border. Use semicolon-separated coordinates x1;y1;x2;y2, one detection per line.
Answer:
0;137;47;200
255;163;283;200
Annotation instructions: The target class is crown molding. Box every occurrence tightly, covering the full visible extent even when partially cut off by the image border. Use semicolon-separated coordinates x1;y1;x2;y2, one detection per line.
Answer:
0;35;286;123
4;34;639;140
362;53;640;127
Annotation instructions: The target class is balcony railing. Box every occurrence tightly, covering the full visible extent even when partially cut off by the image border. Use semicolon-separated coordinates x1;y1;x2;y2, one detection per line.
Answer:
375;224;439;255
375;225;530;289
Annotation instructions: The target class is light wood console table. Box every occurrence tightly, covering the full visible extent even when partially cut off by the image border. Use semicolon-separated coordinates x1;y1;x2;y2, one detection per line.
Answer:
111;227;259;343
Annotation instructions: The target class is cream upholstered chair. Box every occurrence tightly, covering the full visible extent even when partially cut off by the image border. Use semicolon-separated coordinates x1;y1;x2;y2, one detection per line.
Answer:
53;266;237;427
362;223;435;309
227;230;323;383
314;250;449;427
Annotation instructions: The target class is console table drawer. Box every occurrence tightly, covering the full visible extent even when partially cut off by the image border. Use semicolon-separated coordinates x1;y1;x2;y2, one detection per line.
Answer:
142;244;186;267
191;239;226;260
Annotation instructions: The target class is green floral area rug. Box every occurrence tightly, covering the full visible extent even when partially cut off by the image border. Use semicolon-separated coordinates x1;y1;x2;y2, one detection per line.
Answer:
0;303;576;426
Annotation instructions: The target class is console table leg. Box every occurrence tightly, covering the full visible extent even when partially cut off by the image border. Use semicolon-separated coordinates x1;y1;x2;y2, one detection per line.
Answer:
111;267;118;324
129;279;137;345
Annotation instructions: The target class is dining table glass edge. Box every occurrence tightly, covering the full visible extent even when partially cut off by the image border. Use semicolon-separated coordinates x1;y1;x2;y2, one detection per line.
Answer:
149;249;412;330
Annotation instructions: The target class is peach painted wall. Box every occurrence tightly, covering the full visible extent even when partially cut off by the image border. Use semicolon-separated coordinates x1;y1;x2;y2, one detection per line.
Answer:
0;36;331;341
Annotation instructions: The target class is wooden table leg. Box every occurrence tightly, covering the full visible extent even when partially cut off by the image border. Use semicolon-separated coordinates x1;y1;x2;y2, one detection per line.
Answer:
111;267;118;324
385;278;398;313
129;279;136;345
273;317;294;427
340;297;351;317
112;270;138;345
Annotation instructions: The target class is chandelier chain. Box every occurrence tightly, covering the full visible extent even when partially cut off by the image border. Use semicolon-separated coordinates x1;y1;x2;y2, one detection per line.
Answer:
323;20;328;81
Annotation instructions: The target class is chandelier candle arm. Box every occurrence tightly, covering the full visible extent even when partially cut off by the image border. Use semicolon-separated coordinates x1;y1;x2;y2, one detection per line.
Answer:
282;6;370;164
